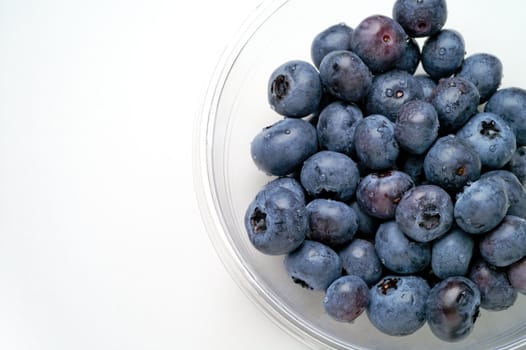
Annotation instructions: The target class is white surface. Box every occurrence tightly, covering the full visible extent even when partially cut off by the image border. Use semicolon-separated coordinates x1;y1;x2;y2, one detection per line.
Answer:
2;1;526;350
0;1;305;349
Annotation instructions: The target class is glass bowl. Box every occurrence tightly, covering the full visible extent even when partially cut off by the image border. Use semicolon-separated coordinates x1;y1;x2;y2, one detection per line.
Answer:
194;0;526;349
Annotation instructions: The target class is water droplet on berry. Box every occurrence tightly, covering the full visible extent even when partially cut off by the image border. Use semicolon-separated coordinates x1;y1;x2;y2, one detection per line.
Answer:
386;89;394;97
439;47;446;55
285;129;291;135
489;145;497;152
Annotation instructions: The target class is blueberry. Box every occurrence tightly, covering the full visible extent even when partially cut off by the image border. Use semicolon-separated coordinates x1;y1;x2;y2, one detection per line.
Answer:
481;170;526;219
454;176;509;234
316;101;363;156
508;257;526;294
423;135;481;192
319;50;373;103
353;115;400;170
300;151;360;201
284;240;342;291
323;275;370;322
509;146;526;187
394;37;421;74
268;60;322;118
456;53;503;103
422;29;465;81
431;228;474;279
485;87;526;146
365;70;424;122
375;221;431;274
261;177;306;204
425;276;481;342
350;15;408;74
469;258;518;311
395;184;453;242
397;152;427;185
251;118;318;176
431;76;480;132
367;276;430;336
395;100;439;155
356;170;414;220
311;23;354;69
479;215;526;267
244;186;307;255
339;238;383;286
306;199;358;248
392;0;447;38
457;112;516;169
349;201;380;237
414;74;437;102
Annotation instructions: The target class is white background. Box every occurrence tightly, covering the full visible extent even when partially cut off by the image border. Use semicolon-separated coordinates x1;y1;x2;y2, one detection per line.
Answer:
2;1;526;350
0;0;306;349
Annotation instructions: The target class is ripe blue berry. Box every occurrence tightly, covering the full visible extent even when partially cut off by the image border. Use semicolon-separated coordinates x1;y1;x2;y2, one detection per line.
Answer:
426;277;481;342
457;112;516;170
350;15;408;74
319;50;373;103
395;184;453;242
431;76;480;132
423;135;481;192
509;147;526;187
339;239;383;286
454;176;509;234
245;185;307;255
316;101;363;156
300;151;360;201
479;215;526;267
323;275;370;322
367;276;430;336
353;115;400;171
422;29;465;80
395;100;439;155
431;228;474;279
469;259;518;311
251;118;318;176
306;199;358;248
375;221;431;274
356;170;414;220
268;60;322;118
393;0;447;38
508;258;526;294
456;53;503;103
284;240;342;291
365;70;424;122
485;87;526;146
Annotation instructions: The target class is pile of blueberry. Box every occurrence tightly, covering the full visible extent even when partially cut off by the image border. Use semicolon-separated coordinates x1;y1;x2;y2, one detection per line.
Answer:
244;0;526;343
